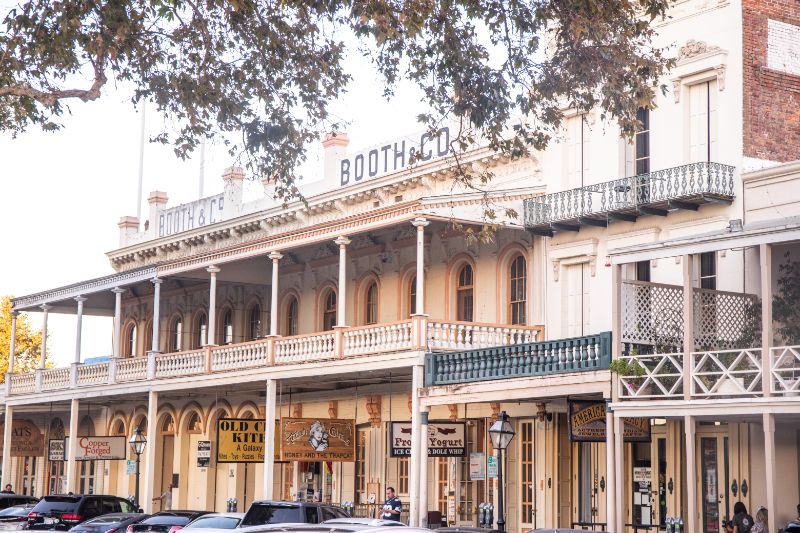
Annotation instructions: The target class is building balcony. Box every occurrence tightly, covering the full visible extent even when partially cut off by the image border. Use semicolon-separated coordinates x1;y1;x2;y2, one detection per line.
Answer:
5;318;544;397
523;162;736;236
423;331;611;386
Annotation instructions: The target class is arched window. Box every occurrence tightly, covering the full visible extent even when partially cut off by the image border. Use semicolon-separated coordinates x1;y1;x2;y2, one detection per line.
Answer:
144;319;153;354
409;275;417;317
285;296;299;337
456;264;474;322
123;322;137;357
248;303;262;341
168;315;183;352
194;311;208;348
221;308;233;345
509;255;527;325
365;282;378;325
322;290;337;331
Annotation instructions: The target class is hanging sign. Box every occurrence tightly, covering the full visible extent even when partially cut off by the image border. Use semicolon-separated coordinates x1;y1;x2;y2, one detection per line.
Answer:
216;419;280;463
568;400;651;442
280;418;356;462
389;421;466;457
469;452;485;481
48;439;65;461
197;441;211;467
487;455;498;478
0;420;44;457
66;436;127;460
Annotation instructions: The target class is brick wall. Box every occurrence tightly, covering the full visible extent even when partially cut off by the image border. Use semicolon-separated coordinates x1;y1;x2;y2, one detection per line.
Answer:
743;0;800;162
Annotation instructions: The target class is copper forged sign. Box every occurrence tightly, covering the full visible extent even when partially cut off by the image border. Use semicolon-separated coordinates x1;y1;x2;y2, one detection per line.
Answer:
280;418;356;462
568;400;650;443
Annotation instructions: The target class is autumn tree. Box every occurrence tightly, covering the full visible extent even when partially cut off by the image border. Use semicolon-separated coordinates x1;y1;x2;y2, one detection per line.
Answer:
0;296;49;380
0;0;672;202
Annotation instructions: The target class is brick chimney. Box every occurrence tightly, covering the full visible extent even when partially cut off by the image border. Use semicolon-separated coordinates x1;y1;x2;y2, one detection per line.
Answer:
117;216;140;247
147;191;168;238
322;132;349;188
222;166;245;217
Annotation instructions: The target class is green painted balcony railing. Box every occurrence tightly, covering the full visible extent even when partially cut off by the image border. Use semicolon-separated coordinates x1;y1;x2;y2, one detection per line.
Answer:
424;331;612;386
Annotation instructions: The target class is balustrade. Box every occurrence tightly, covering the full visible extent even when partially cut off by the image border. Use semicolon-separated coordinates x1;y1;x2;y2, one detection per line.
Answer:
76;362;109;386
770;346;800;396
426;321;542;351
9;373;36;394
275;332;336;363
40;367;70;391
617;352;684;399
211;339;270;371
155;350;205;378
343;321;414;356
116;357;148;382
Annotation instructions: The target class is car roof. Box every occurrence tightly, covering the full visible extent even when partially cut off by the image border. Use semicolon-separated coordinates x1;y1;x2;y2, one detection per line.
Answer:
0;495;37;499
192;513;244;519
237;525;427;533
322;519;406;527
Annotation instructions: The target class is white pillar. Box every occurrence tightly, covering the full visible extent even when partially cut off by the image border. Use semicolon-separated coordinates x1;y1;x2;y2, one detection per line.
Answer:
268;253;282;336
682;255;694;400
418;407;429;527
112;288;125;358
39;305;50;369
760;244;773;396
605;408;617;533
684;415;697;532
7;312;17;375
66;398;80;493
334;237;350;327
263;379;277;498
613;413;624;533
412;218;429;315
151;278;163;353
207;267;220;345
763;412;777;529
74;296;86;364
143;391;158;512
1;406;13;489
409;365;424;526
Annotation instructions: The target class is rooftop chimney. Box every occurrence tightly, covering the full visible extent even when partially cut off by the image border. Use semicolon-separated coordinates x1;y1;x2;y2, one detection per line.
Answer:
322;132;349;188
147;191;168;238
222;166;245;217
118;216;140;247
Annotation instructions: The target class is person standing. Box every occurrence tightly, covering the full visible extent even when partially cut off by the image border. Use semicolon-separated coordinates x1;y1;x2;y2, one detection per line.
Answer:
732;502;755;533
752;506;768;533
377;487;402;522
0;485;13;494
152;483;173;511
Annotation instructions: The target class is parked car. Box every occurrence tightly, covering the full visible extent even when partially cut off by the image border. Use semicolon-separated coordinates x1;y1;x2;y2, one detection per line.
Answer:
126;512;211;533
0;496;39;511
321;520;405;528
27;495;137;530
68;513;149;533
184;514;243;530
232;524;429;533
0;504;37;530
239;503;348;527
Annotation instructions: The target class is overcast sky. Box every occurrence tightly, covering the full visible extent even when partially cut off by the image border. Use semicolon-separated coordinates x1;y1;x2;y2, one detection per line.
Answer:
0;36;426;367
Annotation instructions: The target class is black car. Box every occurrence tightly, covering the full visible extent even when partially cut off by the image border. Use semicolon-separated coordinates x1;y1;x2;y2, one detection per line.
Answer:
240;502;349;527
0;504;37;530
69;513;149;533
126;511;210;533
27;495;137;530
0;495;38;510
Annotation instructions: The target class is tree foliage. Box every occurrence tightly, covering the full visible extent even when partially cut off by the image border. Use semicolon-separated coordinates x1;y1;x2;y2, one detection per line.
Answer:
0;296;49;380
1;0;672;201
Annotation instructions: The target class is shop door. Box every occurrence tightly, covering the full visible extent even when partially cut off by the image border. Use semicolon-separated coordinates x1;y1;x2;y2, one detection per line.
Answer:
518;421;537;531
697;433;729;533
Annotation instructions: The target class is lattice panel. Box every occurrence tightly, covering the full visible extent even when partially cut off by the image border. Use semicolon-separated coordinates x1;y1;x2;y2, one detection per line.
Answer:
622;281;684;350
693;289;758;350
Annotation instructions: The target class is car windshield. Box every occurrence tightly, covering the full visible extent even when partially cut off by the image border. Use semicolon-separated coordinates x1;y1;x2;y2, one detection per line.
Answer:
240;506;301;526
83;515;136;524
0;506;32;517
185;516;240;529
31;497;81;513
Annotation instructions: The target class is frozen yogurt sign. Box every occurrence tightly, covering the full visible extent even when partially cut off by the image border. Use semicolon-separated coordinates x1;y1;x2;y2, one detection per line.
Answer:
66;436;126;460
340;127;451;187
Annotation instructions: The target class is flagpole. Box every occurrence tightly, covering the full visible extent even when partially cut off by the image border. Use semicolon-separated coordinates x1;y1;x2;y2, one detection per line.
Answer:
136;101;146;228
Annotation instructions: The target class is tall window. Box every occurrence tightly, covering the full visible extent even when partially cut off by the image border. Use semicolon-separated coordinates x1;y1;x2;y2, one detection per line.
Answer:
365;282;378;325
221;308;233;345
195;311;208;348
285;297;299;336
168;316;182;352
322;290;337;331
456;264;474;322
409;275;417;316
355;429;367;503
700;252;717;290
48;460;64;495
520;422;535;525
20;457;37;496
248;303;262;341
123;323;137;357
636;260;651;282
509;255;527;325
635;108;650;175
144;320;153;353
398;457;409;495
689;80;717;162
78;461;95;494
436;457;449;515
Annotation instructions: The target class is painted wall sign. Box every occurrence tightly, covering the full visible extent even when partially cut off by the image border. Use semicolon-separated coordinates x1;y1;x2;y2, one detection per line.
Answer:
66;436;126;460
389;421;466;457
48;439;64;461
0;420;44;457
339;127;451;187
280;418;356;462
568;400;651;443
158;193;225;237
197;440;211;468
216;419;280;463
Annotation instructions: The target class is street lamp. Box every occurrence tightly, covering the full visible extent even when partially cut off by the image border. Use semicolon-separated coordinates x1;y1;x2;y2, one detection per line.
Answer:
129;426;147;509
488;411;515;532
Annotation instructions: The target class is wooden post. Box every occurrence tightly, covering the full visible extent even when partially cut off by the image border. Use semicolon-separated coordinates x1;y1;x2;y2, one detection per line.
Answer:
682;255;694;400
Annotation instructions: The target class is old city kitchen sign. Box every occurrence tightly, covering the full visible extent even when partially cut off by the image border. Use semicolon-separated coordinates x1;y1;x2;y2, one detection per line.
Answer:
568;400;651;443
390;421;466;457
66;436;126;460
0;420;44;457
280;418;355;462
216;418;281;464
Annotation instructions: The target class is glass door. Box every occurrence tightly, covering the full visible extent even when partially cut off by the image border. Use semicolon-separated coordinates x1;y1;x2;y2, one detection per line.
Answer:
519;421;536;531
698;435;729;533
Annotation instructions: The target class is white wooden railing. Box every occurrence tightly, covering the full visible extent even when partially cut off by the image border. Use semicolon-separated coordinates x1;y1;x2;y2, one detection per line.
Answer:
426;321;542;351
116;357;148;382
211;339;270;371
9;373;36;394
155;349;205;378
691;348;763;397
343;321;414;356
771;345;800;396
41;367;70;391
76;362;109;386
275;332;336;363
617;352;684;399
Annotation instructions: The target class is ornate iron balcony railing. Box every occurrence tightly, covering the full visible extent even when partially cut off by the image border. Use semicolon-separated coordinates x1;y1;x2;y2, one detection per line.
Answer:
424;331;611;386
524;162;736;235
